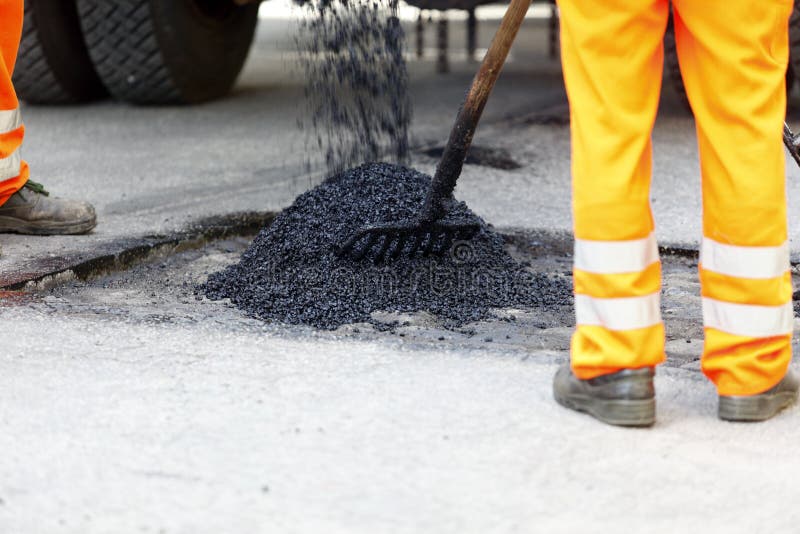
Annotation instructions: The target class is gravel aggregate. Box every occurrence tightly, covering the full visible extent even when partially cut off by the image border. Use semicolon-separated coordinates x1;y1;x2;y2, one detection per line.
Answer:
204;163;572;329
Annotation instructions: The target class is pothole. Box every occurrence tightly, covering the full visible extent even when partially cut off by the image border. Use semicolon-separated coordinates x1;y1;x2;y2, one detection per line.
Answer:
202;163;570;330
519;112;570;126
417;144;523;170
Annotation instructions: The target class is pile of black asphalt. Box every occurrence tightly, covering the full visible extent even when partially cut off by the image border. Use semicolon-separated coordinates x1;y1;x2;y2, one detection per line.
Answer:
203;163;572;329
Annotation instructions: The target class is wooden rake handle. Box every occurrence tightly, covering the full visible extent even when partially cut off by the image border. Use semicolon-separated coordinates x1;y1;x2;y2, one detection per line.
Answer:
421;0;533;221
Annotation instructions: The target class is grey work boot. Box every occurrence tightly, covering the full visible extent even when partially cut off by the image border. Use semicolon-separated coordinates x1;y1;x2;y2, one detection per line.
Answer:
0;181;96;235
718;369;799;422
553;363;656;427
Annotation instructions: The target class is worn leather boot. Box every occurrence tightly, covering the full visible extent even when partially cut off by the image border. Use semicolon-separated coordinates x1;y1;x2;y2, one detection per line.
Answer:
553;363;656;427
0;181;96;235
718;369;799;422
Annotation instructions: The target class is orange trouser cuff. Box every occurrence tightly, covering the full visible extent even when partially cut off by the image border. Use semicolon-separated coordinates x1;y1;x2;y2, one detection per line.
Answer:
0;159;28;206
571;324;666;380
703;329;792;396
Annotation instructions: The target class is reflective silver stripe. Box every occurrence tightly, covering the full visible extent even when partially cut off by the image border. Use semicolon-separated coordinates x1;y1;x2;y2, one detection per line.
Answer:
574;232;659;274
575;292;661;331
0;108;21;135
702;298;794;337
0;148;21;181
700;237;789;279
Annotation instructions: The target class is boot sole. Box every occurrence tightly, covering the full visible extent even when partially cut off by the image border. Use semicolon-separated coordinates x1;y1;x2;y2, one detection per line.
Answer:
719;390;799;422
0;215;96;235
554;391;656;427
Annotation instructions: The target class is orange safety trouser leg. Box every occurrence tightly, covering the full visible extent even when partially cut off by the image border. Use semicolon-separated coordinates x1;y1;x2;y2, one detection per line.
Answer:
557;0;669;379
673;0;794;396
0;0;29;207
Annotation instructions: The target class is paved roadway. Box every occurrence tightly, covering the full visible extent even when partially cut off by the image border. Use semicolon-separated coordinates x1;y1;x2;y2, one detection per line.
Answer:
0;14;568;286
2;238;798;534
1;11;800;534
5;13;800;287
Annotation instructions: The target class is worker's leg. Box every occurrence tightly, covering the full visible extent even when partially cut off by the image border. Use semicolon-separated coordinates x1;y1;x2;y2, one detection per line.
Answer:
673;0;794;395
558;0;669;379
0;0;96;235
0;0;28;207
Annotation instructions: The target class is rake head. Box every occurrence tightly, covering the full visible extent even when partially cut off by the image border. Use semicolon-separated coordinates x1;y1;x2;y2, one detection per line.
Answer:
335;218;481;263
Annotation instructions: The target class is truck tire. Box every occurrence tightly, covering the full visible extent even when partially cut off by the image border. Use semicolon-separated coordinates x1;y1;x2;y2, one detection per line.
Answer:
76;0;259;105
12;0;107;104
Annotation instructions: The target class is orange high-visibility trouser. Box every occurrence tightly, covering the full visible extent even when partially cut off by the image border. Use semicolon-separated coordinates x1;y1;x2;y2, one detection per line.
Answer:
558;0;794;396
0;0;28;207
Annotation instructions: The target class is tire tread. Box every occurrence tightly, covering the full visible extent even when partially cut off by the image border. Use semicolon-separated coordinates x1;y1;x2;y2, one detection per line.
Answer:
77;0;181;104
13;1;93;104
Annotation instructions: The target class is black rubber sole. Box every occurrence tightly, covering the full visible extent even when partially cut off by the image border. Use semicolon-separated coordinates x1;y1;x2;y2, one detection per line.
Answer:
0;215;96;235
719;390;799;422
555;391;656;427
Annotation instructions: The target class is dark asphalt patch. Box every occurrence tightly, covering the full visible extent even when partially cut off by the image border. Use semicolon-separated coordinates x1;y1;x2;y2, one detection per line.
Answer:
419;144;522;170
203;163;572;329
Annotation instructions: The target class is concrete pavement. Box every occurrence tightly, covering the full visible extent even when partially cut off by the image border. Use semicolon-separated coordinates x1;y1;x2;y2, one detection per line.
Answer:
1;300;797;533
0;234;797;533
2;10;800;533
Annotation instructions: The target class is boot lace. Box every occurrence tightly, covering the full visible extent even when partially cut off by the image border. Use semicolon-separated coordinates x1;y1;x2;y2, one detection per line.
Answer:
23;180;50;197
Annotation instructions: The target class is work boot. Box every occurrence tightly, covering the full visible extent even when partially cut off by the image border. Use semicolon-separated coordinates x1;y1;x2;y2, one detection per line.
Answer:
718;369;799;422
0;181;96;235
553;363;656;427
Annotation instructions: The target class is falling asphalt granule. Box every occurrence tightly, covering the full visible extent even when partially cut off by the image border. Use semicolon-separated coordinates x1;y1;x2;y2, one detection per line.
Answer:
203;163;571;329
295;0;411;175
